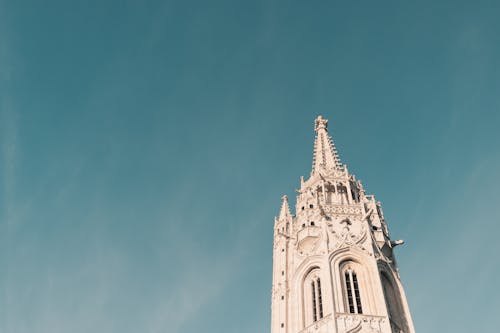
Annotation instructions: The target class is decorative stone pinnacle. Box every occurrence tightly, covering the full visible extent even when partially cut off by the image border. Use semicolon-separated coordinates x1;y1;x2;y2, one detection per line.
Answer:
314;115;328;132
278;195;292;222
311;115;342;175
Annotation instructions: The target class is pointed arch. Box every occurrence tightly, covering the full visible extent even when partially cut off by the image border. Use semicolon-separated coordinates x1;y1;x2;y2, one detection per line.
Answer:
290;257;324;330
302;267;324;327
329;248;379;315
340;261;363;314
292;256;324;282
378;263;409;333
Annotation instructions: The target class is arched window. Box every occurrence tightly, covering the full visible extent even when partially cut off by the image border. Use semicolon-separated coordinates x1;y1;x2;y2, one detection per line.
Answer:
337;183;348;204
303;269;324;327
337;260;374;316
310;278;324;322
344;269;362;314
325;183;335;204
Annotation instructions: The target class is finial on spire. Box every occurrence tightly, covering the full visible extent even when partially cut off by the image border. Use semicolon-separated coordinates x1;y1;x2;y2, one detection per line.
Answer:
315;115;328;132
278;195;292;222
311;115;342;175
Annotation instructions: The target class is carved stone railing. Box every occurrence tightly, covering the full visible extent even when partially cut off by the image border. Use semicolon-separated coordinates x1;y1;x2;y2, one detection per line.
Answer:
321;203;363;218
297;313;389;333
335;313;388;333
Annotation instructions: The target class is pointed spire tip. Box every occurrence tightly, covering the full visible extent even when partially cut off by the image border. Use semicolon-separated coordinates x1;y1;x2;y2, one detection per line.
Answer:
314;115;328;132
311;115;342;174
278;194;292;222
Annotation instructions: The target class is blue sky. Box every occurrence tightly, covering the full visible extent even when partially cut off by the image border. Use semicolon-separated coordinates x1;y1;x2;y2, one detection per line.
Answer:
1;1;500;332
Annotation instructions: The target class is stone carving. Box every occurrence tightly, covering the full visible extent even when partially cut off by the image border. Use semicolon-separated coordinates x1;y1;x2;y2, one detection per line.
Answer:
327;218;367;250
337;315;384;333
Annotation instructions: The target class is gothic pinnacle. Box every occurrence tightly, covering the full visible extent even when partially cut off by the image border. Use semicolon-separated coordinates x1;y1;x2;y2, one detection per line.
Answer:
278;195;292;222
311;115;342;176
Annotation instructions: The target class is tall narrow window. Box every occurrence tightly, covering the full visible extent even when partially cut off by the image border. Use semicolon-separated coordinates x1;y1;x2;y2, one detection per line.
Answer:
311;281;317;322
317;278;324;319
304;269;324;327
352;273;362;314
345;272;355;313
345;269;362;314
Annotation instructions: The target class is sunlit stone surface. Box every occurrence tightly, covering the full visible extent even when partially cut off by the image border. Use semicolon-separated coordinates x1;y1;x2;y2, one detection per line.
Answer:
271;116;415;333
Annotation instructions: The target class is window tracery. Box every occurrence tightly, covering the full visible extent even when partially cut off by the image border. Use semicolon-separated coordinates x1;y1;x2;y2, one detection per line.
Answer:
303;269;324;326
342;264;363;314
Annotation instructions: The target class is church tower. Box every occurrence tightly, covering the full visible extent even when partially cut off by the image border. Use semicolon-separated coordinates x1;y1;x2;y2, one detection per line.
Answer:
271;116;415;333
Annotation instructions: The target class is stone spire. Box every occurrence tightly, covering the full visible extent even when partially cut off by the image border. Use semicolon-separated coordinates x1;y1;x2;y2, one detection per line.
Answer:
311;115;342;175
271;116;415;333
278;195;292;222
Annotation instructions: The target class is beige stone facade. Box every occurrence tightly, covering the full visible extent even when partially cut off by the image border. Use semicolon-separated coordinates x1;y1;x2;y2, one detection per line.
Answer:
271;116;415;333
